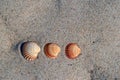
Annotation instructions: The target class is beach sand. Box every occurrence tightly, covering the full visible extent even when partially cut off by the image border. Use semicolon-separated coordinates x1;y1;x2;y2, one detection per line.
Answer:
0;0;120;80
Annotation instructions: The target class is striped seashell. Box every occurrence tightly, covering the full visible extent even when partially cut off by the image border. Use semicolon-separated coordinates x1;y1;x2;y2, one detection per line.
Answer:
20;41;41;61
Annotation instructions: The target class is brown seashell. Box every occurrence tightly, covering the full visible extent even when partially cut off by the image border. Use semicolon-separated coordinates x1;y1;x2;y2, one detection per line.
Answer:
44;43;61;59
65;43;81;59
20;41;41;61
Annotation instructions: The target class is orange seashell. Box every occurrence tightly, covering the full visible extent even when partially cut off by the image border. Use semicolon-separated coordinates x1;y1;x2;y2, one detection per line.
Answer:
20;41;41;61
65;43;81;59
44;43;61;59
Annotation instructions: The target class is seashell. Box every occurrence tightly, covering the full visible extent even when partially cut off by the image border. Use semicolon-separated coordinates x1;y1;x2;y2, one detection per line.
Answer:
65;43;81;59
20;41;41;61
44;43;61;59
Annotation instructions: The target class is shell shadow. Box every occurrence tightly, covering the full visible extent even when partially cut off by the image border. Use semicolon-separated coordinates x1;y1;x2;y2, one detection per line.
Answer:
15;41;26;58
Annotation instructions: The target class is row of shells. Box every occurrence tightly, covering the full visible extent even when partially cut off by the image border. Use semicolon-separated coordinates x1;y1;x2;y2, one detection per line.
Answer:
20;41;81;61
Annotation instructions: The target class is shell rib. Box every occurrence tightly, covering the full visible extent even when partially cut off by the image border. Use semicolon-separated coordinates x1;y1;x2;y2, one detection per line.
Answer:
65;43;81;59
44;43;61;59
20;41;40;61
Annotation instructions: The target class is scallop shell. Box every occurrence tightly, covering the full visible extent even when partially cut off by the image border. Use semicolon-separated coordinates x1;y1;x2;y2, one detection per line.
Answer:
44;43;61;59
65;43;81;59
20;41;41;61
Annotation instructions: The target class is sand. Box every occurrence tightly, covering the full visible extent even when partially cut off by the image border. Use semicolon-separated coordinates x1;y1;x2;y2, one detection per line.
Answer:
0;0;120;80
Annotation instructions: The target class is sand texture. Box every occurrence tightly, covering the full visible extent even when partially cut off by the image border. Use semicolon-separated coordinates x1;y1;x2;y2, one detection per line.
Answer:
0;0;120;80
